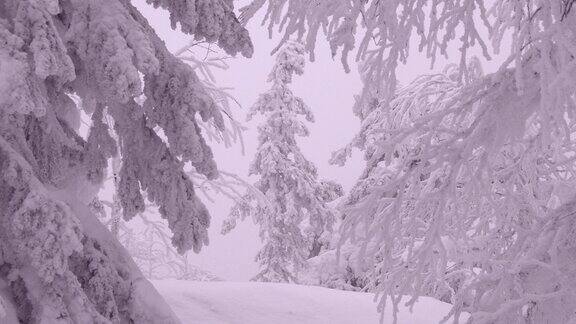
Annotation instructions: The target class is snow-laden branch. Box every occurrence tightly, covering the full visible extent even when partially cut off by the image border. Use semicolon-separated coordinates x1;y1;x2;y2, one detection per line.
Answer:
337;53;576;322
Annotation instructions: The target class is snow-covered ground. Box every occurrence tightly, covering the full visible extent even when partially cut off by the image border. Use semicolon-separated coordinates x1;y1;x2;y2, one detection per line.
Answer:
153;280;469;324
0;279;466;323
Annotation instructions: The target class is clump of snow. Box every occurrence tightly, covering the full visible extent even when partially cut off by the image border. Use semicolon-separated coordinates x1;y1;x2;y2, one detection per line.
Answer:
153;280;469;324
0;279;19;323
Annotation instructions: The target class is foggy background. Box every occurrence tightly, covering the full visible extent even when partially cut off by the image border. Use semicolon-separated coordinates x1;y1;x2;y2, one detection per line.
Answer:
133;0;503;281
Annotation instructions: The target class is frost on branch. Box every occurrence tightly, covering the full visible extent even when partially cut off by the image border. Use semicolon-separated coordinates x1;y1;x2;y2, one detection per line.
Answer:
337;51;576;323
146;0;253;57
0;0;253;321
174;41;248;150
13;0;75;84
111;101;211;254
240;0;559;103
240;0;489;99
90;41;255;279
224;41;342;282
143;56;219;179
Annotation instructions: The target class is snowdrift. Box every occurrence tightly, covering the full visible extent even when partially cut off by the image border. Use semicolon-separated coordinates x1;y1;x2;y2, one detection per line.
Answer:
153;280;469;324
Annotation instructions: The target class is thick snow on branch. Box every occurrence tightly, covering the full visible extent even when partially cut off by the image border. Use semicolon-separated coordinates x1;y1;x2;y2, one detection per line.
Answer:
146;0;253;57
0;0;253;322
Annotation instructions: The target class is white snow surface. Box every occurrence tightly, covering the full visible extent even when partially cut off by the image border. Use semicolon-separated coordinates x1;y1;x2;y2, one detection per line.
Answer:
153;280;469;324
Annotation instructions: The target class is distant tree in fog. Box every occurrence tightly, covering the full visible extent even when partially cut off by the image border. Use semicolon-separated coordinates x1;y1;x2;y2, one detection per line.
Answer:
224;41;342;283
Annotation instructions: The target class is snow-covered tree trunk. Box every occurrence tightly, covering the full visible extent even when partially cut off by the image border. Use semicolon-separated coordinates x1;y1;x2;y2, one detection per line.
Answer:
0;0;252;322
110;151;122;239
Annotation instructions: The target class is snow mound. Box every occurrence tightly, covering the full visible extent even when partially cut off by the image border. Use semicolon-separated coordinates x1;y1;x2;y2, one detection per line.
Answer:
153;280;469;324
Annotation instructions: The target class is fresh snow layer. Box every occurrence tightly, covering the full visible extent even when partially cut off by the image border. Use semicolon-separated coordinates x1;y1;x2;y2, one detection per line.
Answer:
0;280;18;324
153;280;469;324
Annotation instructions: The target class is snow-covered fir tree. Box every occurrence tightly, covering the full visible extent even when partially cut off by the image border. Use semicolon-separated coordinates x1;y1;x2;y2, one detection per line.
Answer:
224;41;342;283
0;0;252;322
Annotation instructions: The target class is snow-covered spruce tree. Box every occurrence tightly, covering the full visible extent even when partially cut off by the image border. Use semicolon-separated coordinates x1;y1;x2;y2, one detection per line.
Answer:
240;0;576;322
0;0;252;322
223;41;342;283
